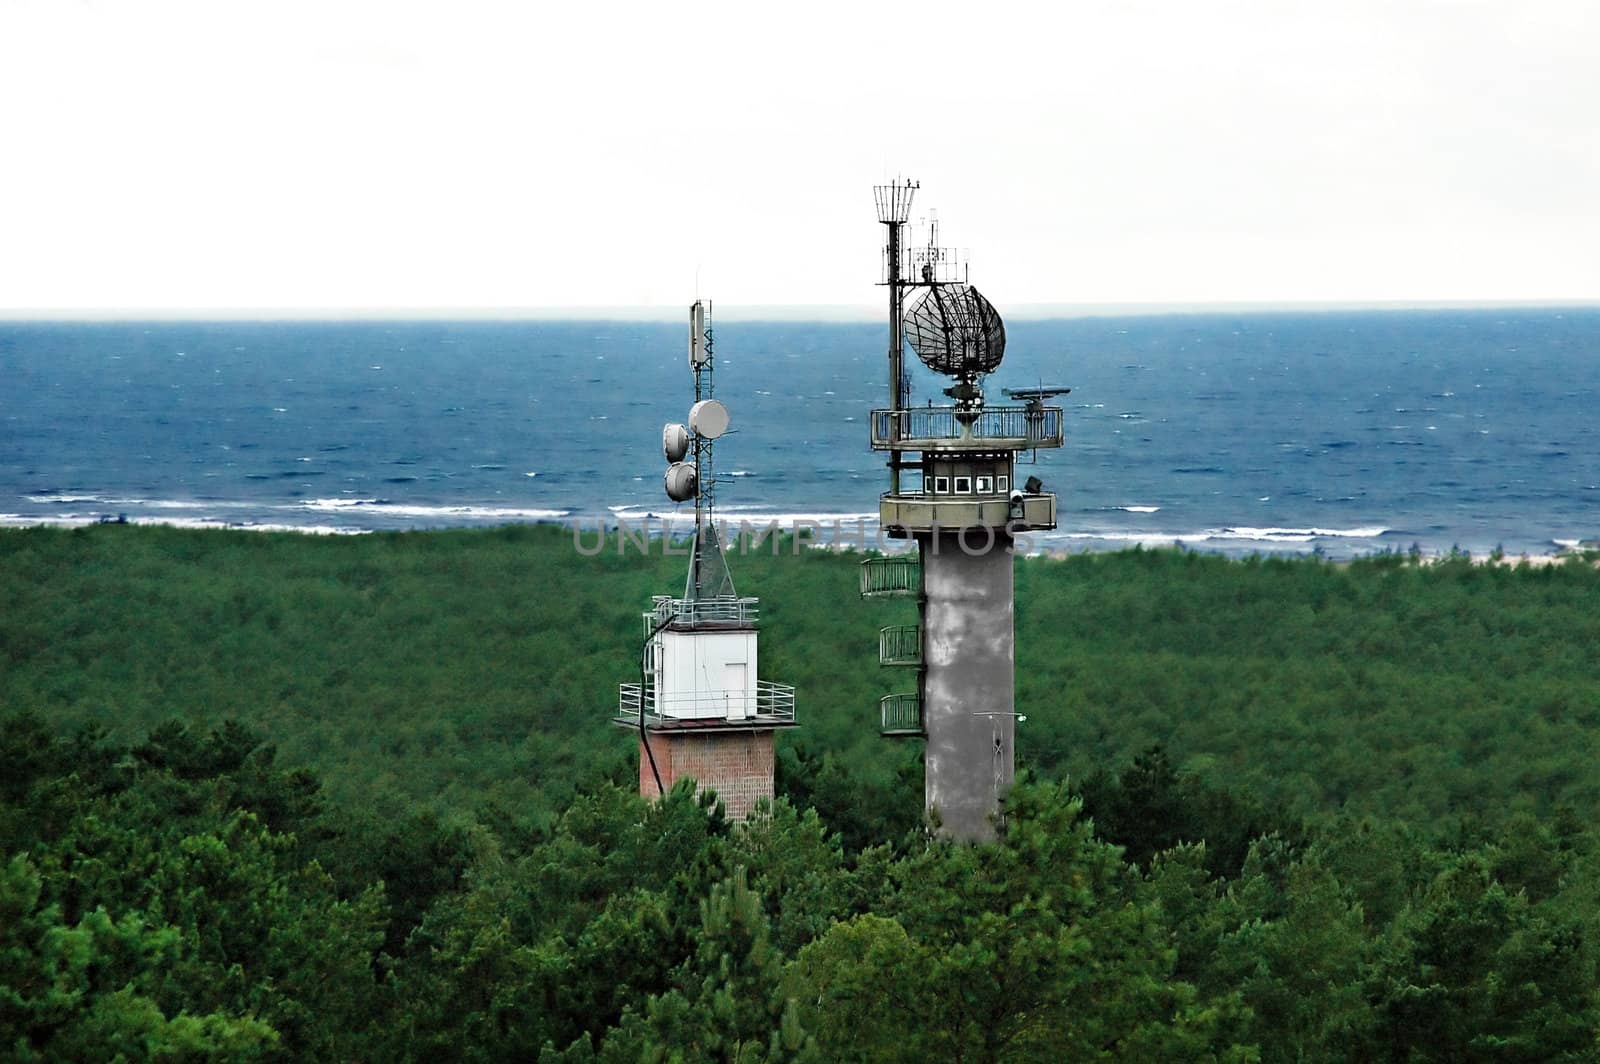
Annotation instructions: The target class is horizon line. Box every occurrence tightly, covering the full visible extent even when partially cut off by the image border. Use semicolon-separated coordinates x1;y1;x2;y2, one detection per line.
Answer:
2;298;1598;323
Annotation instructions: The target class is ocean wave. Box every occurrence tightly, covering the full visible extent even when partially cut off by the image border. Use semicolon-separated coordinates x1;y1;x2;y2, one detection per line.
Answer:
113;498;262;511
1119;505;1161;514
699;509;879;528
301;498;388;509
1054;525;1389;547
14;497;263;514
299;499;570;520
0;513;367;535
1058;531;1215;547
124;516;366;534
1224;526;1389;540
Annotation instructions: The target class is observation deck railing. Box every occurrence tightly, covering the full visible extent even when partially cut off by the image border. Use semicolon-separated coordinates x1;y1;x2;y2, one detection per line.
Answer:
879;693;924;737
644;595;759;636
869;405;1063;451
616;679;796;728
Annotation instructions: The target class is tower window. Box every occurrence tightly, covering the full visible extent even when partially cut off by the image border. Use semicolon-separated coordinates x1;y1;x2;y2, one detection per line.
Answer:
976;475;993;493
933;476;950;494
997;475;1009;493
954;476;972;494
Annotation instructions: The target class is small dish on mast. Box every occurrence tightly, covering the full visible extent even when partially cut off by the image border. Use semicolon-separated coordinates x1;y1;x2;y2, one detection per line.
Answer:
664;462;697;502
663;423;690;463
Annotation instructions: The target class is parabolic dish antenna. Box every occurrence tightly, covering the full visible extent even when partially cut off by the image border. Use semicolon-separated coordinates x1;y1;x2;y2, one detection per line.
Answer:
689;399;730;439
904;282;1006;378
664;462;697;502
663;422;690;463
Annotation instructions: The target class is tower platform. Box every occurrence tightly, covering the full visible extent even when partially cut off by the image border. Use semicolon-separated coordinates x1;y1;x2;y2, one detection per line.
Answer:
869;405;1063;452
878;492;1056;534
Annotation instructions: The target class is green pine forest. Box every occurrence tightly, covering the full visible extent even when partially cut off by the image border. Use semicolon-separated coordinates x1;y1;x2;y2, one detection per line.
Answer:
3;522;1600;1060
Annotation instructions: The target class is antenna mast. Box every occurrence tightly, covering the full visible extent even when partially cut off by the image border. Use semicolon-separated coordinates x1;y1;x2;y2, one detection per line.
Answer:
690;299;714;537
665;299;732;601
874;179;917;494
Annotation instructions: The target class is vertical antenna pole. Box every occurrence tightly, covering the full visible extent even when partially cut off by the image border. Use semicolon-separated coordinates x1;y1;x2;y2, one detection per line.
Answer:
690;300;709;593
875;179;916;496
887;219;904;498
699;302;713;533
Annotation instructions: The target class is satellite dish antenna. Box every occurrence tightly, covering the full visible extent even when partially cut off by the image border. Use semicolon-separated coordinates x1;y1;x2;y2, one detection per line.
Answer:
663;423;690;463
664;462;698;502
689;399;729;439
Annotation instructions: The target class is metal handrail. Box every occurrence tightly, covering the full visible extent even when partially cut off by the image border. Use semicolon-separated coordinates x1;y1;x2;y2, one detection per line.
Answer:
879;693;923;736
644;595;759;635
870;405;1063;447
878;625;922;666
618;679;796;721
860;556;919;597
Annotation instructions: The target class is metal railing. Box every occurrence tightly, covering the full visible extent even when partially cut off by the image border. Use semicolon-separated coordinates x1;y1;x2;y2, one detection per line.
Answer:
878;625;922;666
644;595;759;635
618;679;796;723
870;405;1063;448
860;556;920;597
879;693;924;737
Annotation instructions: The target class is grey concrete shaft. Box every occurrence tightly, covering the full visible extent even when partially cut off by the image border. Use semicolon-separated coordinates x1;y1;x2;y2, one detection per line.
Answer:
919;528;1015;841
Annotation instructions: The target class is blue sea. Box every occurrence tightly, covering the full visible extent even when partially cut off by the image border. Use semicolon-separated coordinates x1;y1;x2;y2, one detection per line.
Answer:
2;310;1596;559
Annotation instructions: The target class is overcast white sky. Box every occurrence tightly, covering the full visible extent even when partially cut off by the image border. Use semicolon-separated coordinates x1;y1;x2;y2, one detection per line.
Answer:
1;0;1596;315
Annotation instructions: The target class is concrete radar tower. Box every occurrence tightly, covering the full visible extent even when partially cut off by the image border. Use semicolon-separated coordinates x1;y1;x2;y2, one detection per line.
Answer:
862;180;1067;841
614;300;798;820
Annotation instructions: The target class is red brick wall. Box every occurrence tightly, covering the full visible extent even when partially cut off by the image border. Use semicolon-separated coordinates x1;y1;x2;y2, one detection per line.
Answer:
638;730;775;821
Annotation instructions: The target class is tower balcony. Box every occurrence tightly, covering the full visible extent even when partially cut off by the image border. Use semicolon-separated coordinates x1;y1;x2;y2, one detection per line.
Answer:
879;693;924;737
860;555;920;597
879;491;1056;534
878;624;922;666
615;679;797;731
870;406;1064;452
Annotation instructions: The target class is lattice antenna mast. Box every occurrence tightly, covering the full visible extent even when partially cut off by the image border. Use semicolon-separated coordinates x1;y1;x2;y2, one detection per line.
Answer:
663;300;734;601
691;300;715;532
